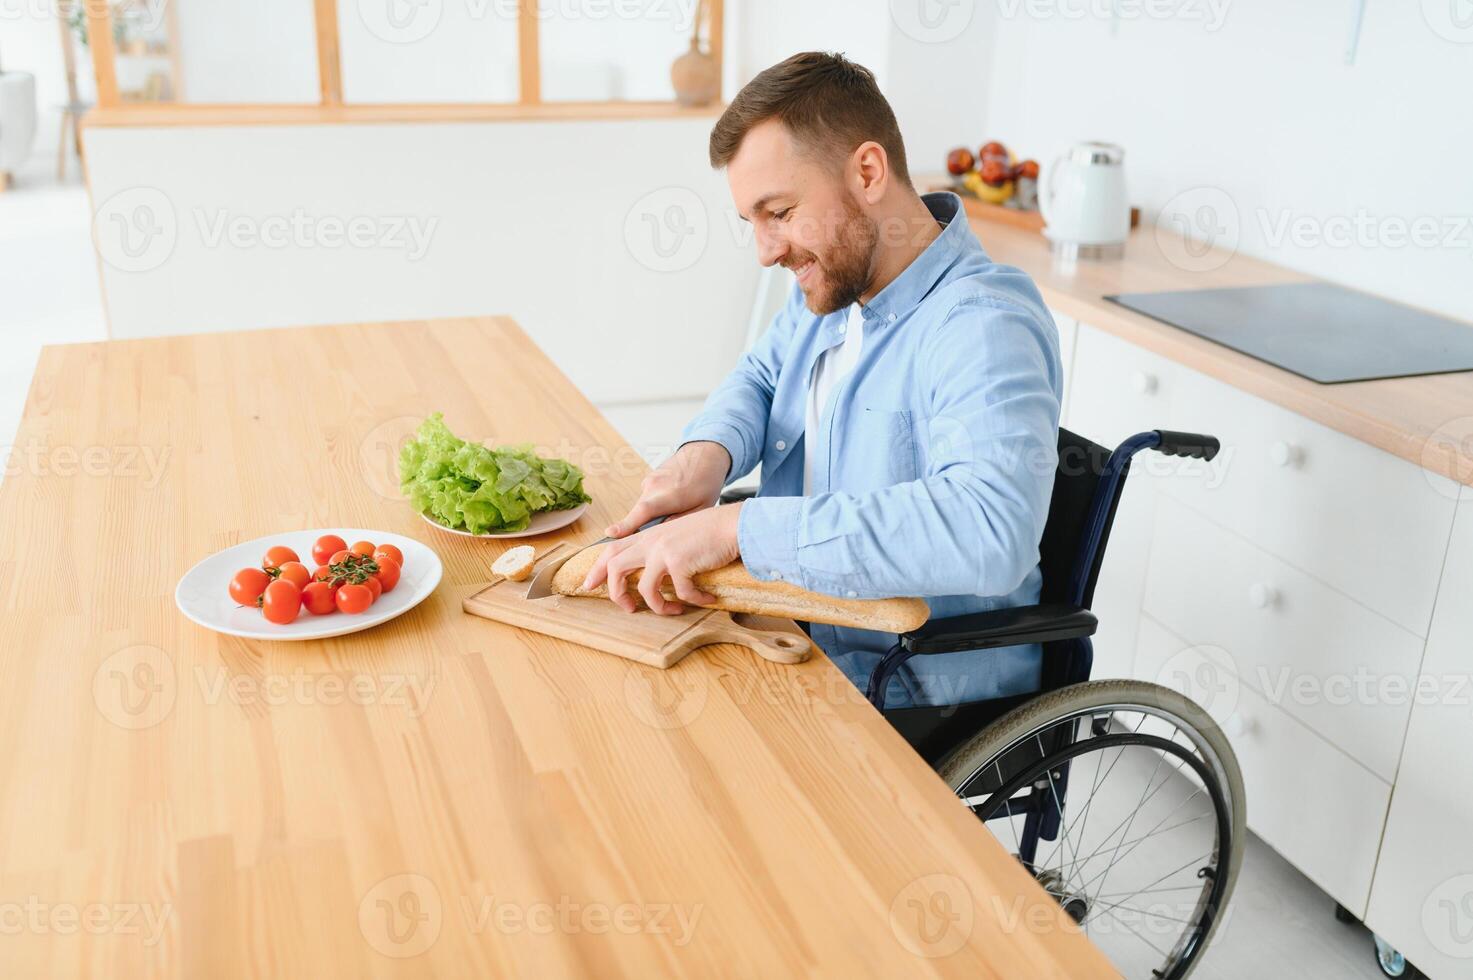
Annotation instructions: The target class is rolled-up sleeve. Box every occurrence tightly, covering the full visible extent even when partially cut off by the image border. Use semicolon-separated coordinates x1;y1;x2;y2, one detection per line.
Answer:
679;285;802;481
738;297;1060;599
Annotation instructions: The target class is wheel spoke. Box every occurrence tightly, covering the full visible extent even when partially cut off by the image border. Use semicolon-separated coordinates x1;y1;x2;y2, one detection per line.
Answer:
1068;788;1206;877
1037;734;1085;897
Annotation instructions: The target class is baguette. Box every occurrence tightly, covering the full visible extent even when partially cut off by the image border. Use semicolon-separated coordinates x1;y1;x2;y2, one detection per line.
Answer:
491;545;536;582
550;543;930;634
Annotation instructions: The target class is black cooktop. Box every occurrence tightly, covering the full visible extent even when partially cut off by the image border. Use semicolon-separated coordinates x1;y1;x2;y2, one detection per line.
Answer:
1106;282;1473;384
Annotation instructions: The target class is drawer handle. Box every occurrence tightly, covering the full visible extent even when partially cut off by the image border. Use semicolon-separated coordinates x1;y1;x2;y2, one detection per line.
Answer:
1223;713;1256;738
1248;583;1280;609
1269;441;1304;468
1130;371;1159;396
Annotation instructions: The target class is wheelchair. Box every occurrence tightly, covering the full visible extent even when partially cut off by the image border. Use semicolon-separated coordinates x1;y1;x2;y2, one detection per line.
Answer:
723;428;1246;979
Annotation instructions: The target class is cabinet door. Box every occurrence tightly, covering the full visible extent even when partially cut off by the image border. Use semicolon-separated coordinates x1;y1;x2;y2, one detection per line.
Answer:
1366;494;1473;976
1167;364;1457;637
1137;615;1391;915
1065;324;1177;680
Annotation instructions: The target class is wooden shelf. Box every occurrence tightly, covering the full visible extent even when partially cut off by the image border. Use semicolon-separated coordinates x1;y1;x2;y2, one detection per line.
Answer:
82;100;726;129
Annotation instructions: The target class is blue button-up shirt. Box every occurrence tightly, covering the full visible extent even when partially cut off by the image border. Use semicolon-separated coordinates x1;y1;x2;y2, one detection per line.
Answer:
681;193;1062;708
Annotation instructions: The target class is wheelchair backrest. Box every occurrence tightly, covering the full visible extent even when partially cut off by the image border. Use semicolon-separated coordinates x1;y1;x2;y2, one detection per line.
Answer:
1038;428;1124;609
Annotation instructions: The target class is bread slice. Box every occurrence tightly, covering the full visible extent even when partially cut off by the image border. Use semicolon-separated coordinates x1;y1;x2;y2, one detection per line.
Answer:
551;542;930;634
492;545;537;582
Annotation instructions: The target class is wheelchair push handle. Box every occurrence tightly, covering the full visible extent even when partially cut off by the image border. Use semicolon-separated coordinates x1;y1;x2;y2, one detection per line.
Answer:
1153;430;1220;461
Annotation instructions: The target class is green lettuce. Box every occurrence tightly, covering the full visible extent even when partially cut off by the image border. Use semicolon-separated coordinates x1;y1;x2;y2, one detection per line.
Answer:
399;413;591;534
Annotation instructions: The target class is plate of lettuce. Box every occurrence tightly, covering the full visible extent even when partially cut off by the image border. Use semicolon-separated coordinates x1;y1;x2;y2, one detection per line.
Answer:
400;413;593;538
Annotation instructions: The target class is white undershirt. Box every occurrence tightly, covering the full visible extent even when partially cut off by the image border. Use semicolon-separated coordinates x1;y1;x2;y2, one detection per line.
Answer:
803;304;866;495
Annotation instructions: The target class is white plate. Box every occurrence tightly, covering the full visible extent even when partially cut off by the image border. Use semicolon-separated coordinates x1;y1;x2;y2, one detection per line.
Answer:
175;528;443;642
419;502;590;539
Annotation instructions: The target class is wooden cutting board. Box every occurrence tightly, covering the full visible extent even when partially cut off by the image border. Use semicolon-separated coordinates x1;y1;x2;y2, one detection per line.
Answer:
462;576;814;669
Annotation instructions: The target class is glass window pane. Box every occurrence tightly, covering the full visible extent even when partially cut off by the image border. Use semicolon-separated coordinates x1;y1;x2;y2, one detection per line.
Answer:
163;0;320;103
538;0;697;102
338;0;520;103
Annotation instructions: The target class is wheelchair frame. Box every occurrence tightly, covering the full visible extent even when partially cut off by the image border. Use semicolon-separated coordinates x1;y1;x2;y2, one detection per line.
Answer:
865;429;1221;867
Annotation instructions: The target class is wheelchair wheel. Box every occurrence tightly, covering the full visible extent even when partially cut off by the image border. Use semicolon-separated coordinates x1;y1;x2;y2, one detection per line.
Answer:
938;679;1245;980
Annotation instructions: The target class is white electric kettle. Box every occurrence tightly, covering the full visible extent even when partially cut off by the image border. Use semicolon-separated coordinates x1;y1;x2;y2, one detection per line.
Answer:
1039;142;1130;259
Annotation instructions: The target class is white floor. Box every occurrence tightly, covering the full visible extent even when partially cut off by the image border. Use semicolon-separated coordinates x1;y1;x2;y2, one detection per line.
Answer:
0;147;1405;980
0;145;106;449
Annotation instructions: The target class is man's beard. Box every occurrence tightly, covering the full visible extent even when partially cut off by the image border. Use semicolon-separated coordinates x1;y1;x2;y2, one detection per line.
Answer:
791;197;879;316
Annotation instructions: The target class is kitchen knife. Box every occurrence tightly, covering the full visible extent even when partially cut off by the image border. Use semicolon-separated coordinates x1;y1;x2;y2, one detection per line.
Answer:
525;515;668;600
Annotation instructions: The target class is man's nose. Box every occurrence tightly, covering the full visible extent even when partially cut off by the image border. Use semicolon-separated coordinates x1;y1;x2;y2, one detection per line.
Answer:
754;225;786;268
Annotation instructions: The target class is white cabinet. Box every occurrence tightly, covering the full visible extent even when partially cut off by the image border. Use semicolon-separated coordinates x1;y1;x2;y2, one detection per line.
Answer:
1166;366;1458;636
1063;318;1467;968
1136;615;1392;916
1142;494;1423;784
1366;494;1473;977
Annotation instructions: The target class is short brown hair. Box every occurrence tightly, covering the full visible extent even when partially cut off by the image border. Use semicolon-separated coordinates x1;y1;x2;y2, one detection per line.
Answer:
709;52;911;185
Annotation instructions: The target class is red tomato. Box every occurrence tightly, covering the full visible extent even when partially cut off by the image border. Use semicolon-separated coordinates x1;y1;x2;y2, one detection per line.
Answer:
313;564;334;583
301;581;336;615
350;540;376;558
312;534;348;566
229;567;271;606
335;583;373;614
364;576;383;603
262;579;302;624
262;545;300;571
329;549;353;566
276;561;311;590
374;557;401;593
373;544;404;569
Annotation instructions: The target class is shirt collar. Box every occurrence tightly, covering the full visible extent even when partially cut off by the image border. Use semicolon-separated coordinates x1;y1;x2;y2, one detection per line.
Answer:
858;191;976;326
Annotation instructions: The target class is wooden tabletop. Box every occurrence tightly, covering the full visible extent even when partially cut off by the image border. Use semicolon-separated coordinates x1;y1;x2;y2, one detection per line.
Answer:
0;317;1115;978
964;207;1473;487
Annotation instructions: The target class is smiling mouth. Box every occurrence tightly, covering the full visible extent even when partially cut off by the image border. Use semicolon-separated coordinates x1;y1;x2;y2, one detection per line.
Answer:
791;260;817;286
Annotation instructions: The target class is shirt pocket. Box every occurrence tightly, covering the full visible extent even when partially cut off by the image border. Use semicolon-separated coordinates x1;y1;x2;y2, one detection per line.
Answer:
853;408;919;487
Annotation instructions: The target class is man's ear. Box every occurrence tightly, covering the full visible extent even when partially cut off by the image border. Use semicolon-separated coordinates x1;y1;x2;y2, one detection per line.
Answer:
851;141;890;205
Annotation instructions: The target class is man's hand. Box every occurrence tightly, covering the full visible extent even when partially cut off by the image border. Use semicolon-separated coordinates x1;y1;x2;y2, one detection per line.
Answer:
604;440;732;539
581;502;742;615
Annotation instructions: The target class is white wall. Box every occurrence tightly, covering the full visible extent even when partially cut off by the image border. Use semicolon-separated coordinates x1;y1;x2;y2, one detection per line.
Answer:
980;0;1473;322
83;116;760;406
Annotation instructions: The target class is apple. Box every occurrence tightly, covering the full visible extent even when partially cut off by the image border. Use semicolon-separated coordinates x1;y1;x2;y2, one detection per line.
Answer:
946;147;975;175
1015;159;1040;180
980;158;1011;186
979;141;1009;165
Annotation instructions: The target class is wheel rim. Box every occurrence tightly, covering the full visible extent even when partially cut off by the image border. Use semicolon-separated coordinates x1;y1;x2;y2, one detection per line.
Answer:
952;702;1237;980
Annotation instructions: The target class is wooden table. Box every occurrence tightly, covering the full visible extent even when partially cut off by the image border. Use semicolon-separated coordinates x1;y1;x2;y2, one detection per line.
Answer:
0;317;1115;978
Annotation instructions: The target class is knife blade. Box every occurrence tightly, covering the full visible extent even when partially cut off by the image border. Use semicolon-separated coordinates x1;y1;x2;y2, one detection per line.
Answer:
525;515;668;600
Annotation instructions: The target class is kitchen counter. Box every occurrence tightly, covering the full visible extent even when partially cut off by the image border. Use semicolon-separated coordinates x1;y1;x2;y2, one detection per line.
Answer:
966;213;1473;486
0;317;1114;978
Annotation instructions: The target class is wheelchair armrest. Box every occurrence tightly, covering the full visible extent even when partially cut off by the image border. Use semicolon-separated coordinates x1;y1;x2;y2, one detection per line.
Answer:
719;486;758;505
901;603;1098;655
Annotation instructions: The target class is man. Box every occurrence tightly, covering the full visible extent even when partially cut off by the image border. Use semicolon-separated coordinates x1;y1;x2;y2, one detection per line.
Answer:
582;52;1061;708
